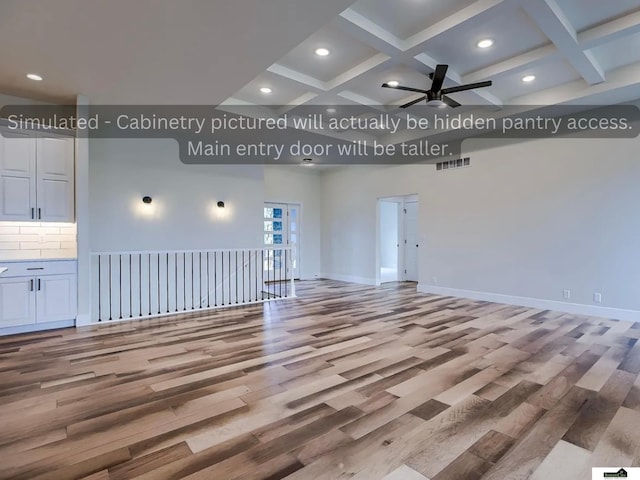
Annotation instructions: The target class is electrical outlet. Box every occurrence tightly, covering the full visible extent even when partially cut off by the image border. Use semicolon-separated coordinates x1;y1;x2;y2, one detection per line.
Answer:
563;289;571;300
593;292;602;304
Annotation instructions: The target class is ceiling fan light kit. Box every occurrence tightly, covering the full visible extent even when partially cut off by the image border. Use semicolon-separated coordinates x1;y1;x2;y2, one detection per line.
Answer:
382;64;492;109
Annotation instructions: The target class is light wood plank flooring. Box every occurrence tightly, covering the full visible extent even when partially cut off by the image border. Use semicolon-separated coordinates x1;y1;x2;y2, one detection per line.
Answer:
1;280;639;479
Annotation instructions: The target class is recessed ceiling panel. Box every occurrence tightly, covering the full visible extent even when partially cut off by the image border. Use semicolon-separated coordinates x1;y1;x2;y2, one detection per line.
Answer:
277;18;379;83
301;94;362;107
349;0;477;39
233;71;312;106
556;0;640;32
589;31;640;73
491;59;581;102
345;65;438;105
421;7;550;76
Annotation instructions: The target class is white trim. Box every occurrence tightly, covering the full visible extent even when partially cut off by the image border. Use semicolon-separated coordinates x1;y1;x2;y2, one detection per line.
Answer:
0;319;75;336
75;313;91;327
299;274;322;281
417;284;640;322
321;273;377;286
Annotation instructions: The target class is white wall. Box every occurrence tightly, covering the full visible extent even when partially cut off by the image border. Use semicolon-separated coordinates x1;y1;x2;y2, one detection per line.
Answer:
320;136;640;318
264;165;322;279
321;165;425;284
89;139;264;252
379;201;398;268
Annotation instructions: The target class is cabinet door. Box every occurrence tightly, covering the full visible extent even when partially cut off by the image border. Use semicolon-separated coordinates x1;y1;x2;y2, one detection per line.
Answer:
36;274;77;323
0;277;36;327
36;135;75;222
0;129;37;221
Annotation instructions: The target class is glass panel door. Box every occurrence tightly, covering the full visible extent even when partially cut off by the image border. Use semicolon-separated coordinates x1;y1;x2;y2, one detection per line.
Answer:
263;202;300;280
264;203;288;282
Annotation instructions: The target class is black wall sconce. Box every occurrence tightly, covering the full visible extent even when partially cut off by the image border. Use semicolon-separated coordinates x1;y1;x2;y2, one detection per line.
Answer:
142;196;153;204
217;201;225;208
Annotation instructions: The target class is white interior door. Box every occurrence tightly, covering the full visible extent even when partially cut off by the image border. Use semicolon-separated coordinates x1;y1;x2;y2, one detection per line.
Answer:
404;201;419;282
263;203;300;280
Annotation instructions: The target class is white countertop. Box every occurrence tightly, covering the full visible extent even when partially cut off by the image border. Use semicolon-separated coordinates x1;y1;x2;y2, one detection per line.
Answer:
0;258;77;263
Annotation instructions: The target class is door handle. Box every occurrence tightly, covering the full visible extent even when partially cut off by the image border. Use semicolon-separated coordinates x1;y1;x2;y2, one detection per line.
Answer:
31;208;35;219
29;279;34;291
37;279;41;291
38;208;42;220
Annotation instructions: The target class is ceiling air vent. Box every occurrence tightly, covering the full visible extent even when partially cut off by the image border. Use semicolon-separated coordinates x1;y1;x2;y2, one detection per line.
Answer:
435;157;470;171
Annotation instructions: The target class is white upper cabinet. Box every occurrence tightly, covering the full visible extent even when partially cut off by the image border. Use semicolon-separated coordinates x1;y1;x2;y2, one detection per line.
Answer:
36;136;75;222
0;129;37;221
0;129;74;222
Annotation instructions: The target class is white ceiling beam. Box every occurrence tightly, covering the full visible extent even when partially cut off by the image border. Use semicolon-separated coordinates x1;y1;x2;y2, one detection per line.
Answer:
578;10;640;49
326;53;390;90
463;45;560;83
404;0;511;55
267;64;327;92
336;10;503;107
337;90;380;106
338;9;405;52
509;60;640;105
521;0;605;85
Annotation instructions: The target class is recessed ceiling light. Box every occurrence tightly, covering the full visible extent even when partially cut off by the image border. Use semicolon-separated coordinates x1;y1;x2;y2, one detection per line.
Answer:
315;48;330;57
301;158;315;167
387;80;399;87
26;73;43;81
522;75;536;83
476;39;494;49
326;107;337;114
260;87;272;94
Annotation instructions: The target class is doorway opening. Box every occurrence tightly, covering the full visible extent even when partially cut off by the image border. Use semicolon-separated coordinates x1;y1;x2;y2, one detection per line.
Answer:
377;195;419;284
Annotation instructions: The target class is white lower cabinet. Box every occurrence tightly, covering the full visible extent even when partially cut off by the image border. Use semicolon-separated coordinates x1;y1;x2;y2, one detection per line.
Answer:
0;277;36;328
36;274;77;323
0;260;77;331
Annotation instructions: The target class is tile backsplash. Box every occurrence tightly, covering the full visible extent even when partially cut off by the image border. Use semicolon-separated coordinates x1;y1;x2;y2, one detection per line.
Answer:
0;222;77;260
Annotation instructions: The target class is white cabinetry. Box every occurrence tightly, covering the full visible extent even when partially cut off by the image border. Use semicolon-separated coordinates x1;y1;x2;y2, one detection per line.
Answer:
0;260;77;332
0;277;36;328
36;274;77;323
0;129;74;222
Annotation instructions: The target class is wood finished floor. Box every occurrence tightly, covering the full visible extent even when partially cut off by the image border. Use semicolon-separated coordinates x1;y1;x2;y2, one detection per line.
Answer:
1;280;640;480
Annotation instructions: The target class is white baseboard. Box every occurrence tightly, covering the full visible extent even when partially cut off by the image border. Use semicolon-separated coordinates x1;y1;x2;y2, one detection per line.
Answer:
417;284;640;322
0;319;75;336
320;273;377;286
299;274;322;281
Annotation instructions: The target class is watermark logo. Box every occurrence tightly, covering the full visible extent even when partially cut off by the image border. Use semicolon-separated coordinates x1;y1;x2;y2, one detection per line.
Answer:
604;469;627;478
593;467;640;479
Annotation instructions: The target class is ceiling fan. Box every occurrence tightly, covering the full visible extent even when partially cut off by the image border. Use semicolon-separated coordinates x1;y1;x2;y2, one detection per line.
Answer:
381;64;492;109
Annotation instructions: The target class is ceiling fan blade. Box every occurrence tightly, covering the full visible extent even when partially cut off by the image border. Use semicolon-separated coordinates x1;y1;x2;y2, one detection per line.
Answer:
382;83;429;94
400;96;426;109
442;95;461;108
442;81;492;95
430;64;448;93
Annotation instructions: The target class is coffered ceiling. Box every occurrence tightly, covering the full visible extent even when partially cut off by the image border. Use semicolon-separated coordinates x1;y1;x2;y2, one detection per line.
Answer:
228;0;640;113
